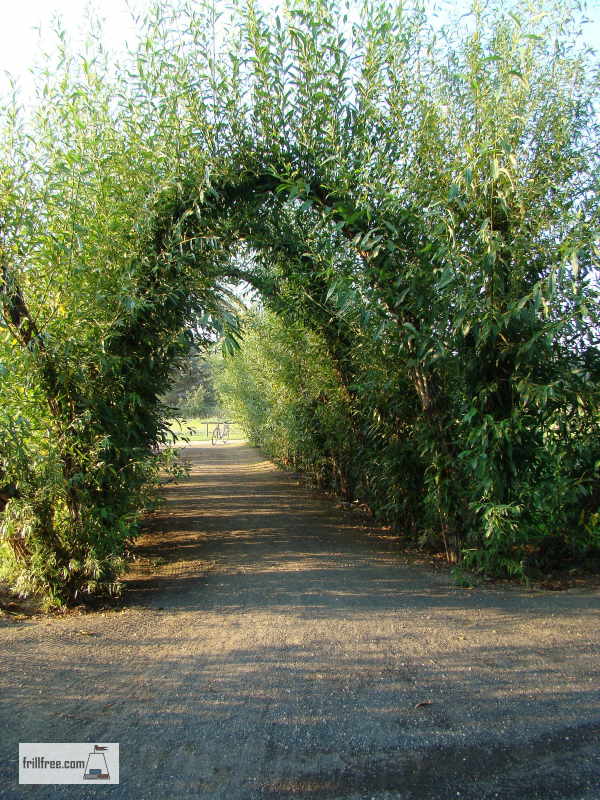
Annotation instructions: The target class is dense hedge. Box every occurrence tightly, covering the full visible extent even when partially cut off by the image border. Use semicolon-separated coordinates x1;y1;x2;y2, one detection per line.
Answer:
0;0;598;603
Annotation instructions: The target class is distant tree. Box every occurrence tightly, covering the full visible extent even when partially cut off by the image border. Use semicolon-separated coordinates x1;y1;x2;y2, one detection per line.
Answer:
161;348;221;416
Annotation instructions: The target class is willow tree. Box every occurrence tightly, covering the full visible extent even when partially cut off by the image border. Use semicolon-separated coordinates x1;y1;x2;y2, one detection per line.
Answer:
143;0;599;564
0;12;242;602
1;0;598;603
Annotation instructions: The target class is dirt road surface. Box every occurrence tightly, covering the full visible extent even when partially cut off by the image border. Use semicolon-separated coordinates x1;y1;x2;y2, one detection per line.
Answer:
1;443;599;799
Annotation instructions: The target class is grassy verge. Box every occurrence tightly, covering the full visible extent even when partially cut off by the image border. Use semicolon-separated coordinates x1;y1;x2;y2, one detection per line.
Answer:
166;417;246;442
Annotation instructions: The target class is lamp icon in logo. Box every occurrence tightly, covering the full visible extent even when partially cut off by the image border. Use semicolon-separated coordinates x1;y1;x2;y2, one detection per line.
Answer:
83;745;110;781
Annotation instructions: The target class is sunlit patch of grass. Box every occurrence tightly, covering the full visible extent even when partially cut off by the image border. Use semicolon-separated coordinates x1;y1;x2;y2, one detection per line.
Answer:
0;540;17;583
166;417;245;442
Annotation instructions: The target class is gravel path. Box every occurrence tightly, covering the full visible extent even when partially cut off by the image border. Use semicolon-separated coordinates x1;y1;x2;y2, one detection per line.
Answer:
1;442;599;799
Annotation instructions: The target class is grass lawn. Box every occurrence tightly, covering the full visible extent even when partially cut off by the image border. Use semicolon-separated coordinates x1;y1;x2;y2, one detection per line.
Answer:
166;417;246;442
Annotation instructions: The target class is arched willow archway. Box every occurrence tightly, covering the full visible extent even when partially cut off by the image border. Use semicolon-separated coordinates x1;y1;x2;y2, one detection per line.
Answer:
1;0;598;604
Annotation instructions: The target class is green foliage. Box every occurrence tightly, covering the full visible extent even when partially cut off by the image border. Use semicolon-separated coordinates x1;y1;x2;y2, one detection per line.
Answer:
179;386;208;418
162;336;236;418
0;0;598;603
219;310;354;489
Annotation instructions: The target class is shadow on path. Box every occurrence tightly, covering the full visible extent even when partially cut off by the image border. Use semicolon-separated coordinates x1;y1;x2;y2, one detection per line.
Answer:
1;443;599;800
